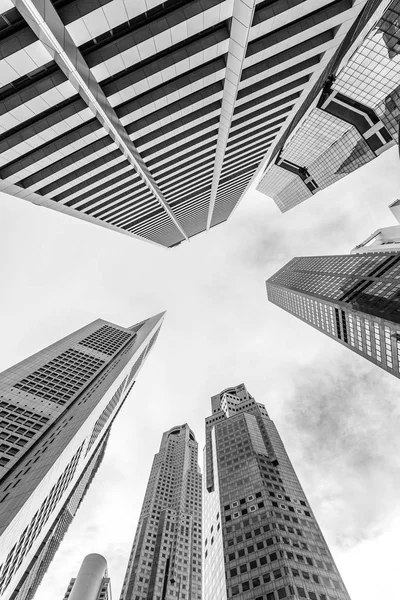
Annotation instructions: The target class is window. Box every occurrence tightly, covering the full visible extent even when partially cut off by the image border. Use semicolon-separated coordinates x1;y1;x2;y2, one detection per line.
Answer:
232;585;239;596
253;577;260;587
240;564;247;574
250;560;257;570
270;552;277;562
233;512;240;519
278;588;287;599
14;348;105;405
273;569;282;579
230;568;237;577
297;587;307;598
242;581;250;591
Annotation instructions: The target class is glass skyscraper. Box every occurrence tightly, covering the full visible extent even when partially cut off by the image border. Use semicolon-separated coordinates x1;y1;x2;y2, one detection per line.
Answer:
204;384;351;600
0;312;164;600
267;253;400;377
258;0;400;212
14;432;109;600
120;424;202;600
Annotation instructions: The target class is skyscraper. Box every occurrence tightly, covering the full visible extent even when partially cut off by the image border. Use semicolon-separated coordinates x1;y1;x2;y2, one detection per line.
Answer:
62;554;111;600
0;312;164;600
0;0;382;246
120;424;202;600
204;384;351;600
267;253;400;377
13;431;110;600
258;0;400;213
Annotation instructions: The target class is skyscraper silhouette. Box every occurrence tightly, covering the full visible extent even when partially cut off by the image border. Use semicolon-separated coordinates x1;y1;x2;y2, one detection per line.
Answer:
0;313;164;600
204;384;351;600
120;424;202;600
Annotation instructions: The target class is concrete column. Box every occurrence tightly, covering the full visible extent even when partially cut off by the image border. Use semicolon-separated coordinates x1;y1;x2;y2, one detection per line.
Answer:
68;554;107;600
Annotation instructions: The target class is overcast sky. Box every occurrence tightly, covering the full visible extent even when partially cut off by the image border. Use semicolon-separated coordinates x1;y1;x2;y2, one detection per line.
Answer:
1;147;400;600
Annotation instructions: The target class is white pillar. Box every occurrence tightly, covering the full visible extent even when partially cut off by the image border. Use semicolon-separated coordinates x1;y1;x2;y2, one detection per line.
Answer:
68;554;107;600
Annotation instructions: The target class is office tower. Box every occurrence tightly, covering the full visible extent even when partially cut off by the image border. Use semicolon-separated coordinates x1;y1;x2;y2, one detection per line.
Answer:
62;554;111;600
0;1;383;247
14;432;109;600
351;198;400;254
267;253;400;377
204;384;351;600
0;312;164;600
258;0;399;213
120;424;202;600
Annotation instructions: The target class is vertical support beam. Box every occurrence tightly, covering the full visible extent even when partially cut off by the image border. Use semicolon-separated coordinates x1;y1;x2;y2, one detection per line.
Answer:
206;0;257;229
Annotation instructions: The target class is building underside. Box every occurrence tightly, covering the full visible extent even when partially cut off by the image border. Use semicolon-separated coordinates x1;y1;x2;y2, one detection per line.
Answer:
0;0;382;246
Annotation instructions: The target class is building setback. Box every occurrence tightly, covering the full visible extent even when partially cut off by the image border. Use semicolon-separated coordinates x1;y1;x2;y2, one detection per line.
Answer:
62;554;111;600
204;384;351;600
120;424;202;600
0;0;383;247
267;253;400;378
258;0;399;213
0;312;164;600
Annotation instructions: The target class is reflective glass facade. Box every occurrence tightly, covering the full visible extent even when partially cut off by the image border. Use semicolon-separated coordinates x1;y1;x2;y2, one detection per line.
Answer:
258;0;400;212
120;424;202;600
204;384;351;600
14;432;109;600
267;253;400;377
0;313;164;600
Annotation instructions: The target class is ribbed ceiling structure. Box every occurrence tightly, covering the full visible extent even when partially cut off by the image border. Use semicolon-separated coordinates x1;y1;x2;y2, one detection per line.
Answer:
0;0;378;246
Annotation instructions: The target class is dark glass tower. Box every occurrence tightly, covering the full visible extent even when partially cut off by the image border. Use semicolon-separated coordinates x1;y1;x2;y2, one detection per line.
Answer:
204;384;351;600
120;424;202;600
267;253;400;377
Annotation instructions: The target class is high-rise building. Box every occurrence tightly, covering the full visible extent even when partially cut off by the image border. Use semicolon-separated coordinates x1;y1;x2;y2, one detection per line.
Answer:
62;554;111;600
0;0;384;247
120;424;202;600
204;384;351;600
0;312;164;600
258;0;399;213
267;253;400;377
13;431;110;600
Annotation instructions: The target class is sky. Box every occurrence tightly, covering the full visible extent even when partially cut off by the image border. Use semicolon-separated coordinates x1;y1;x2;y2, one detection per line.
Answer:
1;146;400;600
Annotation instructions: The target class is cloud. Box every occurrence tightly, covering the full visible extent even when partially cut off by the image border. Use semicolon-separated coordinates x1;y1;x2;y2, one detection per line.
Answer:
281;350;400;548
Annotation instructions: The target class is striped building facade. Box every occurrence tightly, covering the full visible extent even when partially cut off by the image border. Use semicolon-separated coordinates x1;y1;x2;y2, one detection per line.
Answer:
0;0;383;246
